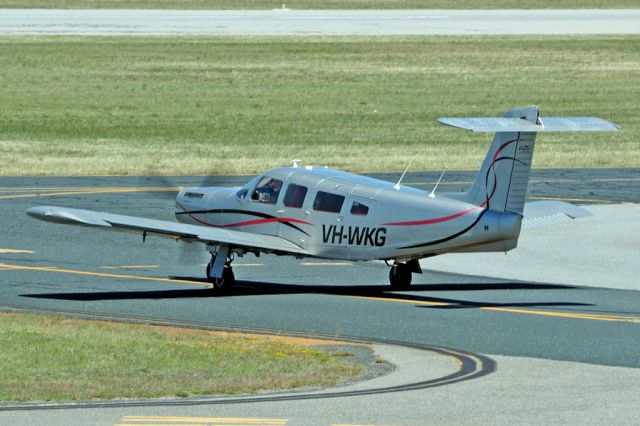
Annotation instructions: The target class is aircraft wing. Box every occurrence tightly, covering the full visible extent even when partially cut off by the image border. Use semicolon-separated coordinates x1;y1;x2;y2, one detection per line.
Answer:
26;206;310;256
522;201;592;230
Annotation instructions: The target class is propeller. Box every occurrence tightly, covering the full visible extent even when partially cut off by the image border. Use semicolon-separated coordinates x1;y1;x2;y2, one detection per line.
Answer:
135;175;185;200
135;173;246;266
178;239;209;266
136;172;251;265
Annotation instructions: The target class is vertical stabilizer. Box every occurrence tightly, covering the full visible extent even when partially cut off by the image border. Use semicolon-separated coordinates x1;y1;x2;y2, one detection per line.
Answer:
467;106;538;214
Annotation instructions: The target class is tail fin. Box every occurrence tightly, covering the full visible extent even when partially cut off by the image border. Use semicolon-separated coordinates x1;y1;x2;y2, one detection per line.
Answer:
438;106;619;214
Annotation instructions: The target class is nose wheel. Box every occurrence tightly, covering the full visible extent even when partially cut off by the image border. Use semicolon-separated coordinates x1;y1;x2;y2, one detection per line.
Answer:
206;245;236;291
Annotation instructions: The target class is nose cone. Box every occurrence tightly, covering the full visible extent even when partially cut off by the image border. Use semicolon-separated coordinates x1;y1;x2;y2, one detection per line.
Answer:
175;189;206;224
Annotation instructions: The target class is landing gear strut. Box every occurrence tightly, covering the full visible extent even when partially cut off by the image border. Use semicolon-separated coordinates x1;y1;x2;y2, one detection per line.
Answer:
388;259;422;290
206;245;235;291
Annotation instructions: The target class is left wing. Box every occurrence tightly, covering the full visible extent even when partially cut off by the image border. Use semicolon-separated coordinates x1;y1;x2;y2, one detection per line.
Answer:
26;206;310;256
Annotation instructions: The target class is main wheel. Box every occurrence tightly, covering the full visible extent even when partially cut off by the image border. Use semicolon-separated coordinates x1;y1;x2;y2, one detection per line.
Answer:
213;267;236;291
389;263;412;290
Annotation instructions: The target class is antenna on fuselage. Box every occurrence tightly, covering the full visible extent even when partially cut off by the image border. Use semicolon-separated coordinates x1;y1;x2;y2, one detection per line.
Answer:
394;160;413;190
428;167;448;199
292;159;301;168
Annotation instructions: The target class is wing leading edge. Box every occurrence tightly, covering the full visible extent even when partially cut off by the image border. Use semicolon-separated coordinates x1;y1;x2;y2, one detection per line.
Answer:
26;206;310;257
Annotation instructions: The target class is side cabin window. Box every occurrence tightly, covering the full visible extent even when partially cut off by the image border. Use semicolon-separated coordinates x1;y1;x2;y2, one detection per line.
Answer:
284;183;308;208
350;201;369;216
313;191;345;214
251;177;283;204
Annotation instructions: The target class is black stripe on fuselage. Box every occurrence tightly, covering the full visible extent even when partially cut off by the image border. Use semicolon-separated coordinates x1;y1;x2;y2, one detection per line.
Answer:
398;209;488;250
176;208;311;237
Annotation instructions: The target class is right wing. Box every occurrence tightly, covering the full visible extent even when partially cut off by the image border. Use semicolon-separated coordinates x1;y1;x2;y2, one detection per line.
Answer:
26;206;310;257
522;200;592;230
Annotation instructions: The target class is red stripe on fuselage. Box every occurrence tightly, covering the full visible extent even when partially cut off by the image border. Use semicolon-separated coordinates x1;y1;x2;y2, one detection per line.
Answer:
382;205;482;226
383;138;518;227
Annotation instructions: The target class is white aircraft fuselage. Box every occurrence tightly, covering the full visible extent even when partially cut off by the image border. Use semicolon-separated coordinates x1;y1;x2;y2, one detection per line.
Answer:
174;167;522;262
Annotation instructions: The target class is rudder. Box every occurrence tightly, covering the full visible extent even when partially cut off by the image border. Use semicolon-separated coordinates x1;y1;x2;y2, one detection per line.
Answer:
466;106;539;214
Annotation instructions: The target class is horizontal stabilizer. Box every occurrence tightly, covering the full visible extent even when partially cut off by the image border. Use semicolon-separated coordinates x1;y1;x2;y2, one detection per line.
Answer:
438;117;619;133
522;201;592;230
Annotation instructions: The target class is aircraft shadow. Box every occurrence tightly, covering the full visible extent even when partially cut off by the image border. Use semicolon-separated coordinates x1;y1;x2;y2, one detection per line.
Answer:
22;279;592;311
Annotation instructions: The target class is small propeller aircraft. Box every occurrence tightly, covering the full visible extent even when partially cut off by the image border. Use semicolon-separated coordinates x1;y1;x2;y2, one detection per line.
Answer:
27;106;619;291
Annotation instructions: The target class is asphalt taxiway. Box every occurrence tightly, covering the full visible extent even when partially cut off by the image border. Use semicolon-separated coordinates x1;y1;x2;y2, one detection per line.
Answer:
1;169;639;425
2;9;640;35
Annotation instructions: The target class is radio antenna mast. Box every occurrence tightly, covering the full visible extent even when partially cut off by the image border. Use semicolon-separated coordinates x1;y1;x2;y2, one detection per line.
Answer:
394;160;413;190
428;167;448;198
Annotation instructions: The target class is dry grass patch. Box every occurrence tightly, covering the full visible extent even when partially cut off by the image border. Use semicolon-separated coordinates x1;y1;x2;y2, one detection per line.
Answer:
0;312;363;402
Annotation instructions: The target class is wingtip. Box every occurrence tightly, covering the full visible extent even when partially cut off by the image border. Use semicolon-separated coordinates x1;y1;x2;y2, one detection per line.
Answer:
26;206;110;227
26;206;51;220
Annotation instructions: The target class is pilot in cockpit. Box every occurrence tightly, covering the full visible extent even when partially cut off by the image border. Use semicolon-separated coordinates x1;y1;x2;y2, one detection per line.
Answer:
252;178;282;204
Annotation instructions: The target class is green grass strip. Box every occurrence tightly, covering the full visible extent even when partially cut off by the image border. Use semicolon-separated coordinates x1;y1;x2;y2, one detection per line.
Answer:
0;0;637;9
0;35;638;176
0;312;363;402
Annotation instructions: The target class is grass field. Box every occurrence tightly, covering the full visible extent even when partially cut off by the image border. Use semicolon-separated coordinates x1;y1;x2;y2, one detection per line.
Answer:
0;35;638;176
0;0;637;9
0;312;363;402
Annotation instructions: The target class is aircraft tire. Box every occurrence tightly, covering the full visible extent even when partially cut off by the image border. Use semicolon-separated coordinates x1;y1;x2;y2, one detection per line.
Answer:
389;264;412;290
214;267;236;292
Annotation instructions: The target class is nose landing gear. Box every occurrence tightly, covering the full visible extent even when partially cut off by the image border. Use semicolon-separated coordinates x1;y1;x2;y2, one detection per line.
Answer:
206;245;236;291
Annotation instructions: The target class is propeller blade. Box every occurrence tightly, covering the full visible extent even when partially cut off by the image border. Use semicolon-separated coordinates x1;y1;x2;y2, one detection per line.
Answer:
136;175;184;200
178;239;208;265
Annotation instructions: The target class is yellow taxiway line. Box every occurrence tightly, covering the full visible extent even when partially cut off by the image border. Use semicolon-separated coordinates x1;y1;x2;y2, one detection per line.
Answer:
0;187;178;200
352;296;640;324
0;248;35;254
2;262;638;325
0;263;209;287
101;265;160;270
118;416;287;425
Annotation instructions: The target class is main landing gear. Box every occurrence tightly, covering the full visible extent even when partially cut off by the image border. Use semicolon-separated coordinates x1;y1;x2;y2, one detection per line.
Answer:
206;245;236;291
388;259;422;290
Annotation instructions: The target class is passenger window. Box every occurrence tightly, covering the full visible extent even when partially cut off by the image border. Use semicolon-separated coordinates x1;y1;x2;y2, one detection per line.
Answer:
284;184;308;208
350;201;369;216
313;191;345;214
